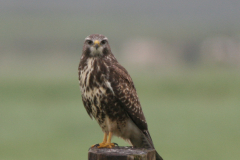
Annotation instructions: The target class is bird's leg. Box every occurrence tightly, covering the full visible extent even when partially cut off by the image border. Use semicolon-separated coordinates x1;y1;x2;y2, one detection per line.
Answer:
97;133;108;148
91;132;108;148
106;132;115;148
101;132;108;144
98;132;115;148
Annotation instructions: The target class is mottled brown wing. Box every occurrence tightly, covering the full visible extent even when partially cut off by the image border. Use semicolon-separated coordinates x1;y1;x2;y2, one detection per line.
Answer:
109;63;154;147
109;63;148;131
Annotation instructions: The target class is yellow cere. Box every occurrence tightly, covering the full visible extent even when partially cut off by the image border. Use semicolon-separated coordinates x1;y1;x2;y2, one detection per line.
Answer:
94;40;100;45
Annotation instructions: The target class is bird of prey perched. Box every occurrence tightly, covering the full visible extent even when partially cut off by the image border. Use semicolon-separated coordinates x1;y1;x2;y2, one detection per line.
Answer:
78;34;163;160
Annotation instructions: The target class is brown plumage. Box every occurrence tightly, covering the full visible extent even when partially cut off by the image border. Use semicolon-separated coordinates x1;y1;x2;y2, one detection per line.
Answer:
78;34;163;160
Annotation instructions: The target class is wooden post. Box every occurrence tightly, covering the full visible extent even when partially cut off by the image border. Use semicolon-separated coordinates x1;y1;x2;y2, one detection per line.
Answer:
88;146;156;160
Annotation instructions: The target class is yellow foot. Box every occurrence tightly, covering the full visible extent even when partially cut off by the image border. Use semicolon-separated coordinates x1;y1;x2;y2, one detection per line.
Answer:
91;143;101;148
91;142;106;148
97;142;116;148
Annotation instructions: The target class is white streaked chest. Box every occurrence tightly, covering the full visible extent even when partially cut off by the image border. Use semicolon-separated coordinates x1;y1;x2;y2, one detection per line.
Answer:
79;58;94;91
79;58;115;105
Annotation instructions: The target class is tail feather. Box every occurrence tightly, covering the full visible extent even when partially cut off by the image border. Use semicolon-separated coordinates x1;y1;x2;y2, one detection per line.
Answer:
156;151;164;160
129;130;153;148
129;131;163;160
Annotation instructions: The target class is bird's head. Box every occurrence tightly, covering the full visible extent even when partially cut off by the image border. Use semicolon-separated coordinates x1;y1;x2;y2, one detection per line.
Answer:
83;34;111;57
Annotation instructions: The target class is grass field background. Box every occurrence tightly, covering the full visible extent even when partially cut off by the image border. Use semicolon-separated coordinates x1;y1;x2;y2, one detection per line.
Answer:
1;2;240;159
1;67;240;160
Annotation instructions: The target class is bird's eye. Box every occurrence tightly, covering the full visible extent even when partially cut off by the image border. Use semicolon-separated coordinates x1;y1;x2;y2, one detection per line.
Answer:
101;40;107;45
87;40;93;45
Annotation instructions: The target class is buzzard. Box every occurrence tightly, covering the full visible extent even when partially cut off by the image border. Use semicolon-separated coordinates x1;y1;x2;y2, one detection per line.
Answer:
78;34;163;160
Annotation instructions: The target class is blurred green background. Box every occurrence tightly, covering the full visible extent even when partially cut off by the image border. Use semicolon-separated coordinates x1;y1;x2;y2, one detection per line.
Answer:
1;1;240;160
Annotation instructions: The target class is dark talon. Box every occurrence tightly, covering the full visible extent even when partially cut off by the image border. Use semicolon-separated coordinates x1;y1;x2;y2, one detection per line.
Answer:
113;143;119;146
91;144;99;148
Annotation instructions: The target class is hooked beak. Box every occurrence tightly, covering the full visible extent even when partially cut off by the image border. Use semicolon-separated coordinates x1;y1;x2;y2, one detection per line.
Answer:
93;40;100;49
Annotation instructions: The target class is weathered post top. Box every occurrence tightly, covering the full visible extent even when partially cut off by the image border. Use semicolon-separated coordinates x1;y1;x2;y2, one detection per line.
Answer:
88;146;156;160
